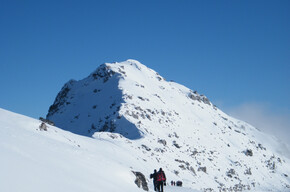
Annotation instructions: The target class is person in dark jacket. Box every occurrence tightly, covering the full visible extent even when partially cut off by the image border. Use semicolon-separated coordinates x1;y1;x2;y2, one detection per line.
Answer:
156;168;166;192
150;169;158;191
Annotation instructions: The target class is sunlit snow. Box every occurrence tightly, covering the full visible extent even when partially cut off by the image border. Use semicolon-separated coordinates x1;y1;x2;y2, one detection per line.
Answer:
1;60;289;191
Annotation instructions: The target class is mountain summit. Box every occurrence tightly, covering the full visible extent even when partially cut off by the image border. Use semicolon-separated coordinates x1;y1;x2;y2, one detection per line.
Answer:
47;59;213;139
47;59;290;191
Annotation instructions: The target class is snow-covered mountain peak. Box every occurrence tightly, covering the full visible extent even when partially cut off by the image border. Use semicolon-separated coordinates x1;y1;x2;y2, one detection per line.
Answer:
45;60;290;191
46;60;211;139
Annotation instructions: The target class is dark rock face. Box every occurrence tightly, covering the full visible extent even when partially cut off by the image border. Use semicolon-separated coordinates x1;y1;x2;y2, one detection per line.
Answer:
226;168;236;178
132;171;148;191
39;122;48;131
91;64;116;82
47;80;76;118
198;166;207;173
244;149;253;156
188;90;212;106
39;117;55;126
45;64;142;139
158;139;167;146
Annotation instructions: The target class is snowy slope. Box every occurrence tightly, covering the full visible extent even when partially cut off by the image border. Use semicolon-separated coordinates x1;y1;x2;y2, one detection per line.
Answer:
0;108;142;192
0;108;200;192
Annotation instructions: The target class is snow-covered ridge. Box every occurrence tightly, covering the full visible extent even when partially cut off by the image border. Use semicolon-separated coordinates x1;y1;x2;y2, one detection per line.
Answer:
33;60;290;191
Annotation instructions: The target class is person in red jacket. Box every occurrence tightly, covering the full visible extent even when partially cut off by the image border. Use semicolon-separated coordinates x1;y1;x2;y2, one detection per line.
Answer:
156;168;166;192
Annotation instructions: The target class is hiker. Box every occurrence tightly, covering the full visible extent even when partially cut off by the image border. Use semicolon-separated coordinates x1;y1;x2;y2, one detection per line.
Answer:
176;180;182;187
150;169;158;191
156;168;166;192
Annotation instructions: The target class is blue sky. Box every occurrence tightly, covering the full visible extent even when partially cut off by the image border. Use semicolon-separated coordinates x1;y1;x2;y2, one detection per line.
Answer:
0;1;289;145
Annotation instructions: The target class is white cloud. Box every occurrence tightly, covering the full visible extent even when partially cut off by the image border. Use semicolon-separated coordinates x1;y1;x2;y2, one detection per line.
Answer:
225;102;290;158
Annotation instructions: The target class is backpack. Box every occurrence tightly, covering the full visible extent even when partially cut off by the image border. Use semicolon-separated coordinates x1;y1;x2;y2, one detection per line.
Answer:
157;171;165;181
